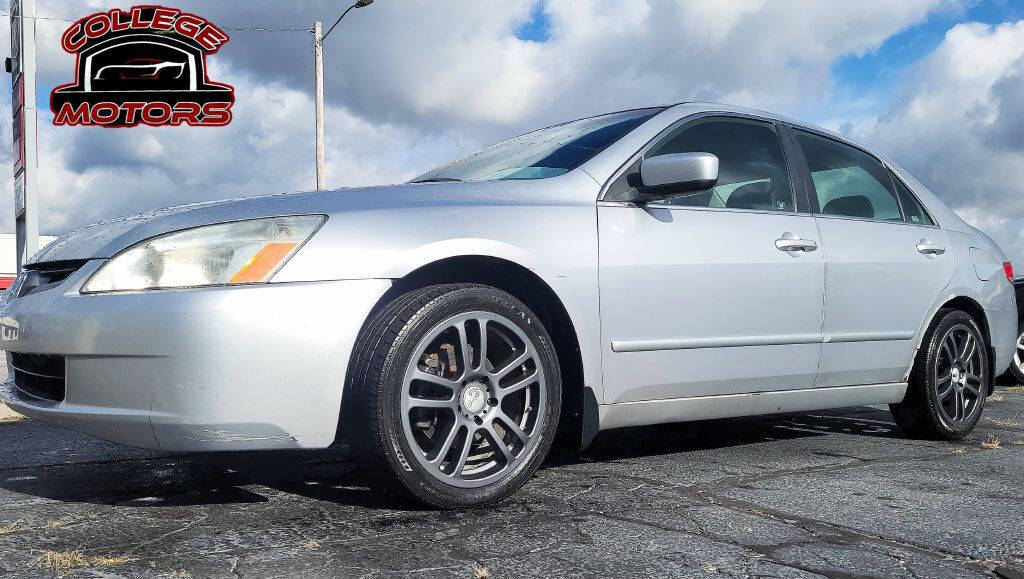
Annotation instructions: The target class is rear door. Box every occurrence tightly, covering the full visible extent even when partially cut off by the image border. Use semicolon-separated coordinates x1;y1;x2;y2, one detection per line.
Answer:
788;127;955;387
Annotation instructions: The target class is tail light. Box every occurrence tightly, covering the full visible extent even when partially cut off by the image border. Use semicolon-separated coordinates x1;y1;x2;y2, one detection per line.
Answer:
1003;261;1014;283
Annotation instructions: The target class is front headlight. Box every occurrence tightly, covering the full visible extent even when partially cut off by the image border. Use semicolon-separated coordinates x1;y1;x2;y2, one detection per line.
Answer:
81;215;325;293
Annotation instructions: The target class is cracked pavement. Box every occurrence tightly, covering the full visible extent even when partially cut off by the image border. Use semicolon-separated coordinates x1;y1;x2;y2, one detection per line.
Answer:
1;386;1023;578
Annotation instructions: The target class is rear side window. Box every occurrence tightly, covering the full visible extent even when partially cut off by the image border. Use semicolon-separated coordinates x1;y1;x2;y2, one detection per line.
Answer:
889;171;935;226
794;130;902;221
644;117;795;211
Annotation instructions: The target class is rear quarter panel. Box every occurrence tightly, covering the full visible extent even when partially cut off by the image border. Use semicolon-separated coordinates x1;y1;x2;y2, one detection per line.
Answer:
881;159;1016;377
912;230;1016;378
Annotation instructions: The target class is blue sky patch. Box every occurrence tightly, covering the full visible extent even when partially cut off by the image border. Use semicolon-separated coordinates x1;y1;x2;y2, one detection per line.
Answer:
515;2;550;42
832;0;1023;95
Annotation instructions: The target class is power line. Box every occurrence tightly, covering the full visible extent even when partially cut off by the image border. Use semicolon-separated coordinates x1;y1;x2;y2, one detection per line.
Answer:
0;12;72;23
0;12;310;32
221;26;310;32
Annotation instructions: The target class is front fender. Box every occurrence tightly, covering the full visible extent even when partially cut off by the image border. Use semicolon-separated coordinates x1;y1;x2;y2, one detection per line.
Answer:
270;195;605;406
377;238;545;280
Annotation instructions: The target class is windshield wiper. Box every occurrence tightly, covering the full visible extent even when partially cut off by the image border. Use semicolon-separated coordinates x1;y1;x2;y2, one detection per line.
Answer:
411;177;463;183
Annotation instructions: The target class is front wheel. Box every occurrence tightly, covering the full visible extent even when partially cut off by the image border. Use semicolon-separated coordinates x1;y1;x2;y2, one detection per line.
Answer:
890;309;988;439
345;284;561;508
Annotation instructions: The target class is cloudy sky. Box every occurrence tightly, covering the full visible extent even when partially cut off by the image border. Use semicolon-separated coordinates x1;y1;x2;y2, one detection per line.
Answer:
2;0;1024;263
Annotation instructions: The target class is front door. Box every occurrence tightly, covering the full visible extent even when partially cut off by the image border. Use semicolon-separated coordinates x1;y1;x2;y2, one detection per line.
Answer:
788;128;956;387
598;116;826;404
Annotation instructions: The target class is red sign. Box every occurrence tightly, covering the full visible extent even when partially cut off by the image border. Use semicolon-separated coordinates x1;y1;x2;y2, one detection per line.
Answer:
50;6;235;128
11;75;24;176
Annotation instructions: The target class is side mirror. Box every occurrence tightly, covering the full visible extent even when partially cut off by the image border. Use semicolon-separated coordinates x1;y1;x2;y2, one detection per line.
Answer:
625;152;719;203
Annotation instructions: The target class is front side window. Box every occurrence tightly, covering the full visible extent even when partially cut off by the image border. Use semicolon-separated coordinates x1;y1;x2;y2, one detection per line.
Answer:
794;130;903;221
890;171;935;226
412;108;663;183
641;117;795;211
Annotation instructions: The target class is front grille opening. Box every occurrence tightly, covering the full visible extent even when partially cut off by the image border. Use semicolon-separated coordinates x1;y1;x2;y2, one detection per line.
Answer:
9;352;66;402
17;260;88;298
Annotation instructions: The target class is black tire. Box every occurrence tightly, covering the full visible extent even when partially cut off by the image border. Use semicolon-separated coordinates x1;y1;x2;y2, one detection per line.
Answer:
890;309;989;440
1007;325;1024;384
344;283;561;508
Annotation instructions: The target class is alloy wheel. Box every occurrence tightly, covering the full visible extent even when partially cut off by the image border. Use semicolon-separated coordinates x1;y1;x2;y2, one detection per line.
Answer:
933;323;985;427
400;311;547;488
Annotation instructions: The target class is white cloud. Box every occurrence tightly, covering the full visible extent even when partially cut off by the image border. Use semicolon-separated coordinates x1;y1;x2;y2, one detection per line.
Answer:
106;0;959;131
849;20;1024;262
505;0;962;123
5;0;1021;269
0;62;467;235
673;0;767;46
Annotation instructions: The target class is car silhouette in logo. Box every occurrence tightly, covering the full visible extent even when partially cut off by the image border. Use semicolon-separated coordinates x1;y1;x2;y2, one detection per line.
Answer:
94;58;187;82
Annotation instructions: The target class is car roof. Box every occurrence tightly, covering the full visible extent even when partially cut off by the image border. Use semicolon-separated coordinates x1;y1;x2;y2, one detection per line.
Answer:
665;101;856;144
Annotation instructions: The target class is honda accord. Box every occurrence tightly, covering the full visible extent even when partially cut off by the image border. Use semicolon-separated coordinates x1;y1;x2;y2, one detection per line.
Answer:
1;103;1016;508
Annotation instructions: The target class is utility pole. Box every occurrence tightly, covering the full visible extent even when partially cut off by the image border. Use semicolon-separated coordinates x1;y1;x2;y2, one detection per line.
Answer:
313;21;325;190
312;0;373;190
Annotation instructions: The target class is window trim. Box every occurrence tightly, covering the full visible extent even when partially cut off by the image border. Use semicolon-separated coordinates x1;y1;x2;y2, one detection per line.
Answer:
776;123;819;215
886;168;938;228
786;124;941;227
599;112;813;215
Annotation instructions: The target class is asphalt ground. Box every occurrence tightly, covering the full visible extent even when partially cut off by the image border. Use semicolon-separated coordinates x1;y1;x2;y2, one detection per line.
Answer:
0;384;1023;579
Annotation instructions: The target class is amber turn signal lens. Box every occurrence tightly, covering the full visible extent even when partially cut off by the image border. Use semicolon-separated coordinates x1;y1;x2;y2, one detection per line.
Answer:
230;242;297;284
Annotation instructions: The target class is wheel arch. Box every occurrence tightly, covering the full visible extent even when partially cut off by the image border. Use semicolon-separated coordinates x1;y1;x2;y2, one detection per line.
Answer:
918;295;996;393
349;254;599;450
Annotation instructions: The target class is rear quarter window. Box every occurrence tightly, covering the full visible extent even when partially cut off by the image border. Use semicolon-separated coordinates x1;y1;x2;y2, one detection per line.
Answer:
889;171;935;226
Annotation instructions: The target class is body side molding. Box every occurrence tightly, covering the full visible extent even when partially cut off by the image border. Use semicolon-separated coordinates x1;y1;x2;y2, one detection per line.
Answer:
598;382;908;430
611;332;915;353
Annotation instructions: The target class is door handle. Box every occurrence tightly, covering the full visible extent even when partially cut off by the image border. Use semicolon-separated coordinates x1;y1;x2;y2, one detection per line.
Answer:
916;241;945;255
776;235;818;252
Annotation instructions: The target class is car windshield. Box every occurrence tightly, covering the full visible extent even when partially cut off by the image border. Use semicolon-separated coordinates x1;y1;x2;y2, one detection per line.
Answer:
412;107;664;183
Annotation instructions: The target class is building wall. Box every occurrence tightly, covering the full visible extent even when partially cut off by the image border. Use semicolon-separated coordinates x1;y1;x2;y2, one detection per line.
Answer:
0;234;58;288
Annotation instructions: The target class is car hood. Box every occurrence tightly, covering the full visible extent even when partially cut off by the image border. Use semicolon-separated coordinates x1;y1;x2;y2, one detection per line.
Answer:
29;176;588;265
30;199;231;264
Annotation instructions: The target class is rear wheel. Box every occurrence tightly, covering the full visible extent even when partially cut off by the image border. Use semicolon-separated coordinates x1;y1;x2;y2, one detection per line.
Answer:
345;284;561;508
1008;326;1024;384
890;309;988;439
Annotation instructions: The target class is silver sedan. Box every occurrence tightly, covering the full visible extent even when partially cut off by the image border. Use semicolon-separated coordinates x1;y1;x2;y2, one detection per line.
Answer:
1;103;1016;507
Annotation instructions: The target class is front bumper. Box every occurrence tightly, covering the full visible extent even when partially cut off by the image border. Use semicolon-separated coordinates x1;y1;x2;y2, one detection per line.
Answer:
0;260;390;451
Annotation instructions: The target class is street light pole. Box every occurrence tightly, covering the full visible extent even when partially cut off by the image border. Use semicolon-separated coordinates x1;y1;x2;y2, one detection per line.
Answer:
313;0;374;190
313;21;325;190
